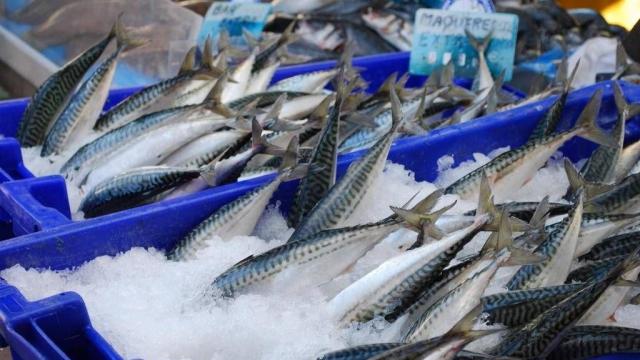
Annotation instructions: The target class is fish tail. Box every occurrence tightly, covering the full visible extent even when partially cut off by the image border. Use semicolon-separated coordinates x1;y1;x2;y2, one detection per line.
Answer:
574;89;616;147
390;198;455;240
465;28;493;55
178;46;199;75
203;71;235;117
563;58;580;93
250;119;284;156
613;81;640;120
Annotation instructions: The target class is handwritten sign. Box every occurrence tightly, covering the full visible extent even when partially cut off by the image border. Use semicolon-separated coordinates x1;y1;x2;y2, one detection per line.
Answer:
409;9;518;80
198;3;272;46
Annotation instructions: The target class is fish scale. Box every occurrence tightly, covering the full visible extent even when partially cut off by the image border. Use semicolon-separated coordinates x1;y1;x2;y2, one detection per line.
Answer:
289;98;401;242
167;175;284;261
491;257;633;358
507;192;583;290
481;283;585;327
61;103;221;181
17;27;113;147
586;172;640;214
402;258;498;342
41;48;122;156
212;216;402;296
341;225;482;324
288;83;344;228
579;231;640;262
94;70;208;131
79;166;202;218
317;343;403;360
397;255;480;324
548;326;640;360
567;256;625;283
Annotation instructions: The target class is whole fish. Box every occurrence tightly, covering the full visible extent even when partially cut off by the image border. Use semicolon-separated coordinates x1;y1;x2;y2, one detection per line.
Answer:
287;72;348;228
490;249;640;358
167;137;298;261
211;190;443;297
61;79;233;185
445;90;614;200
93;46;222;132
289;88;411;243
79;164;215;218
17;18;116;147
330;211;485;325
41;19;144;157
506;190;584;290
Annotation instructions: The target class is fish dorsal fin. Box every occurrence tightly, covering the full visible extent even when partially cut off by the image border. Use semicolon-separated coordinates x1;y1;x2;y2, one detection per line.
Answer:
179;46;199;75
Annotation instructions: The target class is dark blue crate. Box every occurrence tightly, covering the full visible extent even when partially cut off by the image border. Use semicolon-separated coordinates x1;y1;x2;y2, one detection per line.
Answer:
0;52;524;238
0;80;637;359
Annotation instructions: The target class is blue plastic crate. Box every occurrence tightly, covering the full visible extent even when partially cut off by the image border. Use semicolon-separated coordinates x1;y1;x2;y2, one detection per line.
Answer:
0;52;525;238
0;80;637;359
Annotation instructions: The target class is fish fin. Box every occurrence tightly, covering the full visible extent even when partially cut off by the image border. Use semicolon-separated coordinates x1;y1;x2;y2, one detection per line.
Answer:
529;196;551;230
200;149;228;186
251;119;284;156
425;68;440;90
482;208;511;253
574;89;616;147
263;94;287;124
279;135;299;171
441;60;455;87
178;46;199;75
344;112;378;129
308;95;335;125
390;200;455;234
396;73;410;97
445;304;484;336
553;56;568;88
564;159;614;199
613;81;640;120
485;82;499;115
411;189;444;215
563;59;580;93
465;28;493;55
477;175;498;218
203;71;235;118
242;28;260;48
279;20;299;46
114;14;147;52
389;87;404;132
201;37;227;78
377;72;398;95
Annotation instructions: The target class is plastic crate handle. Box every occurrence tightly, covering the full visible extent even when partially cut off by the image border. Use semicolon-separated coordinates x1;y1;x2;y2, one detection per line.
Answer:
0;176;72;236
0;280;121;360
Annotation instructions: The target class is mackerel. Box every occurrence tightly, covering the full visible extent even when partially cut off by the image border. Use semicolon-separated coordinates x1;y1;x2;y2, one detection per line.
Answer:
574;212;640;256
268;68;337;93
585;172;640;214
445;90;614;200
167;138;298;261
579;231;640;262
548;325;640;360
93;47;220;132
289;88;407;242
17;19;115;147
287;72;348;228
83;119;225;190
339;88;446;154
79;164;214;218
465;29;494;92
580;83;627;183
506;190;584;290
41;21;143;157
481;283;585;327
61;80;232;185
222;48;256;103
567;256;625;283
577;263;640;325
162;130;247;168
527;61;579;141
490;249;640;358
245;61;280;95
164;120;283;200
211;195;435;297
329;213;487;325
